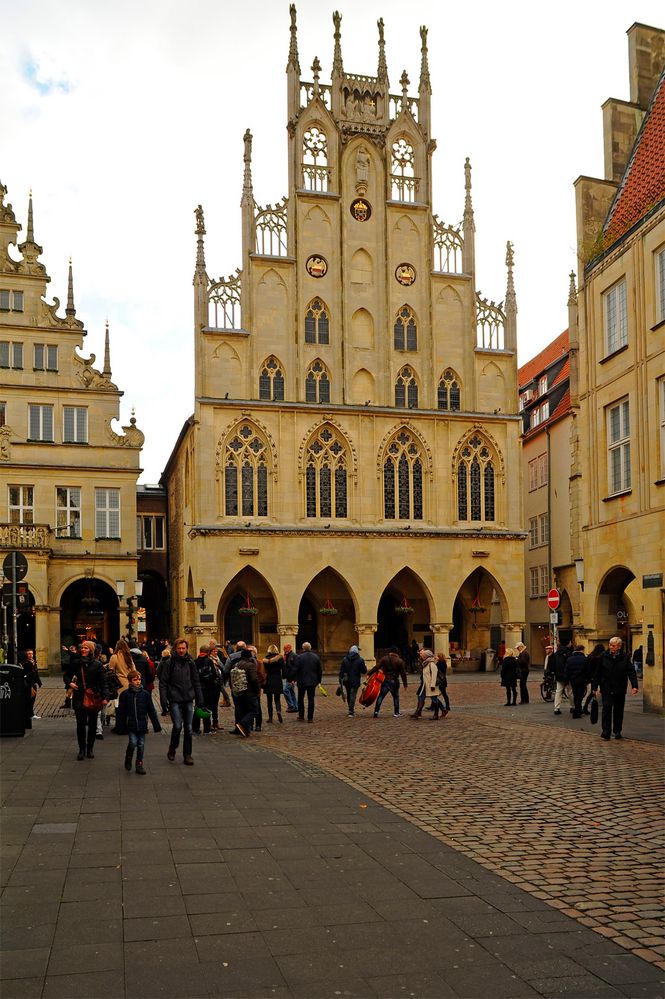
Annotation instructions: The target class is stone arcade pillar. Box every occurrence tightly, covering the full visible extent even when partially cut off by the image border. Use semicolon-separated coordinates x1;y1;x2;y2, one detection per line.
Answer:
278;624;299;654
430;623;453;658
355;623;377;669
504;622;525;651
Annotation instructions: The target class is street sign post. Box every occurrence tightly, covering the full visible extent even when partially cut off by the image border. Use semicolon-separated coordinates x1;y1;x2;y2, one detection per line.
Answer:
547;589;561;610
547;589;561;649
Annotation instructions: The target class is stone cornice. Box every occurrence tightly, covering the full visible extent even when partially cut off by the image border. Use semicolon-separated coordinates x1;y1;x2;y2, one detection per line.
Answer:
196;398;523;423
188;524;526;541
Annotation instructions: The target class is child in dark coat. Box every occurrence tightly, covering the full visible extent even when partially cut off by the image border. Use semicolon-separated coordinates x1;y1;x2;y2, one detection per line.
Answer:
116;669;162;775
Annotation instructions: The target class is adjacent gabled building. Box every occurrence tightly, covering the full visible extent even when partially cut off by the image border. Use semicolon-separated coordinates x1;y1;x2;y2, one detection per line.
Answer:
163;9;526;668
519;330;573;664
569;22;665;711
0;182;144;668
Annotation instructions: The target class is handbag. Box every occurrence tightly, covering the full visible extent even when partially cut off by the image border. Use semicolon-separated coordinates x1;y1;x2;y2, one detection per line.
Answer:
589;695;599;725
81;665;104;713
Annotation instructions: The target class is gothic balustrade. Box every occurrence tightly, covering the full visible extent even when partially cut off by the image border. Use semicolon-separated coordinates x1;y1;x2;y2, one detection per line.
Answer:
0;523;51;550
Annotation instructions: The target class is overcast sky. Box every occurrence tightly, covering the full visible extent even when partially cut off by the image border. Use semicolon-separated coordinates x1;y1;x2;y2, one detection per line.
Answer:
2;0;662;482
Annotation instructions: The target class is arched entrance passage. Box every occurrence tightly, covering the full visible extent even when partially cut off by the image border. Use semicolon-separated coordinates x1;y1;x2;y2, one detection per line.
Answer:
60;577;120;654
559;589;573;647
219;567;278;651
297;567;357;668
375;568;431;662
596;567;636;652
137;571;168;645
451;568;507;661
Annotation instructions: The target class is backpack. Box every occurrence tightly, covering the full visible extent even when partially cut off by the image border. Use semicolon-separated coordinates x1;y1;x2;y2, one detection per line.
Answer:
230;665;248;696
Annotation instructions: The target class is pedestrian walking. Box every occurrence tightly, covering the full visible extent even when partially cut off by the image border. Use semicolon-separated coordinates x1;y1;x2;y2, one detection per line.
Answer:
159;637;203;765
116;669;162;774
282;643;298;712
262;644;285;723
209;640;231;711
500;648;518;706
552;639;573;714
411;648;445;719
230;648;261;737
370;646;407;718
22;649;41;720
192;645;220;735
296;642;322;722
591;636;638;741
515;642;530;703
436;652;451;711
339;644;367;717
64;641;110;760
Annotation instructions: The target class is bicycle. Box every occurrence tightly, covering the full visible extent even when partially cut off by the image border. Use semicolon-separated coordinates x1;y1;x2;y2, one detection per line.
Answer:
540;672;556;702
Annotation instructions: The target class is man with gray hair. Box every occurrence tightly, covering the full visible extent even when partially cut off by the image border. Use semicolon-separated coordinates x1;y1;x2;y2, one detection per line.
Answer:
296;641;322;723
591;637;638;741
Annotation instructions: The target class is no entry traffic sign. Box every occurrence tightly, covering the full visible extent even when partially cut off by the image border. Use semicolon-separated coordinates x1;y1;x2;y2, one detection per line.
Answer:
547;588;561;610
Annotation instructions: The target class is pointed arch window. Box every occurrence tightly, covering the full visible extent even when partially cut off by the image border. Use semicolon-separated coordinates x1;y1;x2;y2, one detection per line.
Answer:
395;366;418;409
394;305;417;351
390;138;417;202
437;368;461;411
305;299;330;345
258;357;285;401
223;424;269;518
305;360;331;404
305;425;348;519
456;433;496;523
383;429;423;520
302;127;329;192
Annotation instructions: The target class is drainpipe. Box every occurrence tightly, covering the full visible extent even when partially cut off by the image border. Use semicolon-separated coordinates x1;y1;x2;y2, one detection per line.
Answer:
546;426;554;645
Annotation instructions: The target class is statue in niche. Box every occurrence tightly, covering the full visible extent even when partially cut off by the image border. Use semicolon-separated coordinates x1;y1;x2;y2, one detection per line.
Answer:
344;93;357;118
361;95;376;121
355;145;370;195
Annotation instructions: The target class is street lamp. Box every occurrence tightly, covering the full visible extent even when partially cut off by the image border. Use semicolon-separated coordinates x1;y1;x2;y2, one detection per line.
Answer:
574;558;585;592
125;580;143;644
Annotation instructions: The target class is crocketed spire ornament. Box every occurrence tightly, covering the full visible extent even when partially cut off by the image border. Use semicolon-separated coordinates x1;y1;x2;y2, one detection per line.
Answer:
377;17;388;85
287;3;300;73
66;258;76;318
419;25;431;94
194;204;206;274
567;270;577;306
332;11;343;76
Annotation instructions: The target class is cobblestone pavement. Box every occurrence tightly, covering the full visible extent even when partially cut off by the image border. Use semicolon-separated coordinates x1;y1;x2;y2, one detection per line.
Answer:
30;677;665;971
226;679;664;970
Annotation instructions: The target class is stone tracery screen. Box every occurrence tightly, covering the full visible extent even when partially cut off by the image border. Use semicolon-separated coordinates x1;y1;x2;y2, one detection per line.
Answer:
383;429;423;521
305;425;348;519
391;138;417;203
302;127;329;193
223;424;269;517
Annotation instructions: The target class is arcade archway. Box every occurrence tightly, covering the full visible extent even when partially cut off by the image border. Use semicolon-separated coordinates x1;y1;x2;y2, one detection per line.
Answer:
59;577;120;654
451;568;507;659
596;566;636;652
219;567;278;651
298;567;357;667
375;568;432;662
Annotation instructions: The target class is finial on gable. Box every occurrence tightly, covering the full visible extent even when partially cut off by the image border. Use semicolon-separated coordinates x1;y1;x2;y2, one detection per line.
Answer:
241;129;254;208
567;270;577;306
66;257;76;317
505;241;517;316
103;319;112;378
194;204;207;274
332;11;343;76
311;56;321;97
400;70;410;106
419;26;431;94
27;189;34;242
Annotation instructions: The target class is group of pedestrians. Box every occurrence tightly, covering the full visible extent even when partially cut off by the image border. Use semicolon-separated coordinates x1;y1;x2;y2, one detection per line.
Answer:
338;643;450;720
545;636;638;739
499;642;530;705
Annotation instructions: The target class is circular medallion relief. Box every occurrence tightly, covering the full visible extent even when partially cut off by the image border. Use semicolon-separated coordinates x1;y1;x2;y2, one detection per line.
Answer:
305;255;328;278
350;198;372;222
395;263;416;286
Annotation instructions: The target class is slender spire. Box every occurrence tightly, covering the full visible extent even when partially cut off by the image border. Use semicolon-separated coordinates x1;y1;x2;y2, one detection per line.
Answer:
241;129;254;207
287;3;300;73
504;241;517;350
377;18;388;85
400;70;410;111
464;158;474;226
194;205;207;274
103;320;112;378
567;270;577;306
26;189;35;241
419;26;431;94
65;257;76;317
332;11;343;76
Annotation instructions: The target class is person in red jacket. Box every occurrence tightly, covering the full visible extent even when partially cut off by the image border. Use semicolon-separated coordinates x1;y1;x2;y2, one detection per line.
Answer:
369;646;407;718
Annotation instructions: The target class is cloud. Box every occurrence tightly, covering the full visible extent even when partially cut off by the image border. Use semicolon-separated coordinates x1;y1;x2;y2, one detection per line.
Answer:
21;56;71;96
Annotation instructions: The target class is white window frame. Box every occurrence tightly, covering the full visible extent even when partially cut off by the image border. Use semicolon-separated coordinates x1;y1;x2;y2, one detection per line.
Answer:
9;485;34;525
34;343;58;372
528;517;538;548
659;378;665;480
656;247;665;324
607;398;631;495
538;376;547;396
137;514;166;550
603;279;628;355
529;567;539;598
95;488;120;539
539;565;549;596
56;487;82;539
28;403;54;442
531;408;541;429
63;406;88;444
539;512;549;545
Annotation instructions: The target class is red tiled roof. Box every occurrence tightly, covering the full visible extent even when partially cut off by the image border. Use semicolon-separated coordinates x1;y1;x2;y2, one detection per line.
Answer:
604;67;665;244
550;357;570;391
518;330;569;388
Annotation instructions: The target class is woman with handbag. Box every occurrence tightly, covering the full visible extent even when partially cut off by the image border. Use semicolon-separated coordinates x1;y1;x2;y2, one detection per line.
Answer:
64;641;109;760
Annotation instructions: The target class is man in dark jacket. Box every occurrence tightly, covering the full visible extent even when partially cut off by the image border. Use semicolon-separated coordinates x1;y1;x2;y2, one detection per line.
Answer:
296;642;322;722
565;645;589;718
230;648;261;737
371;646;407;717
552;640;572;715
159;637;203;765
591;637;638;740
515;642;530;704
282;643;298;712
339;644;367;717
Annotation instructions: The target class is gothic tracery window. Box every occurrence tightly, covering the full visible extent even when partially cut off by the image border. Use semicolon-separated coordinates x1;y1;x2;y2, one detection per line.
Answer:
383;429;423;521
223;423;269;518
390;138;416;202
258;357;285;401
305;425;348;519
395;366;418;409
305;299;330;345
456;433;496;522
302;127;329;192
305;360;330;404
393;305;417;351
437;368;461;411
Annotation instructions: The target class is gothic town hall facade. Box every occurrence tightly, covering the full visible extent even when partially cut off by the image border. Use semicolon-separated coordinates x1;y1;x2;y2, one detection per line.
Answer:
164;9;526;668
